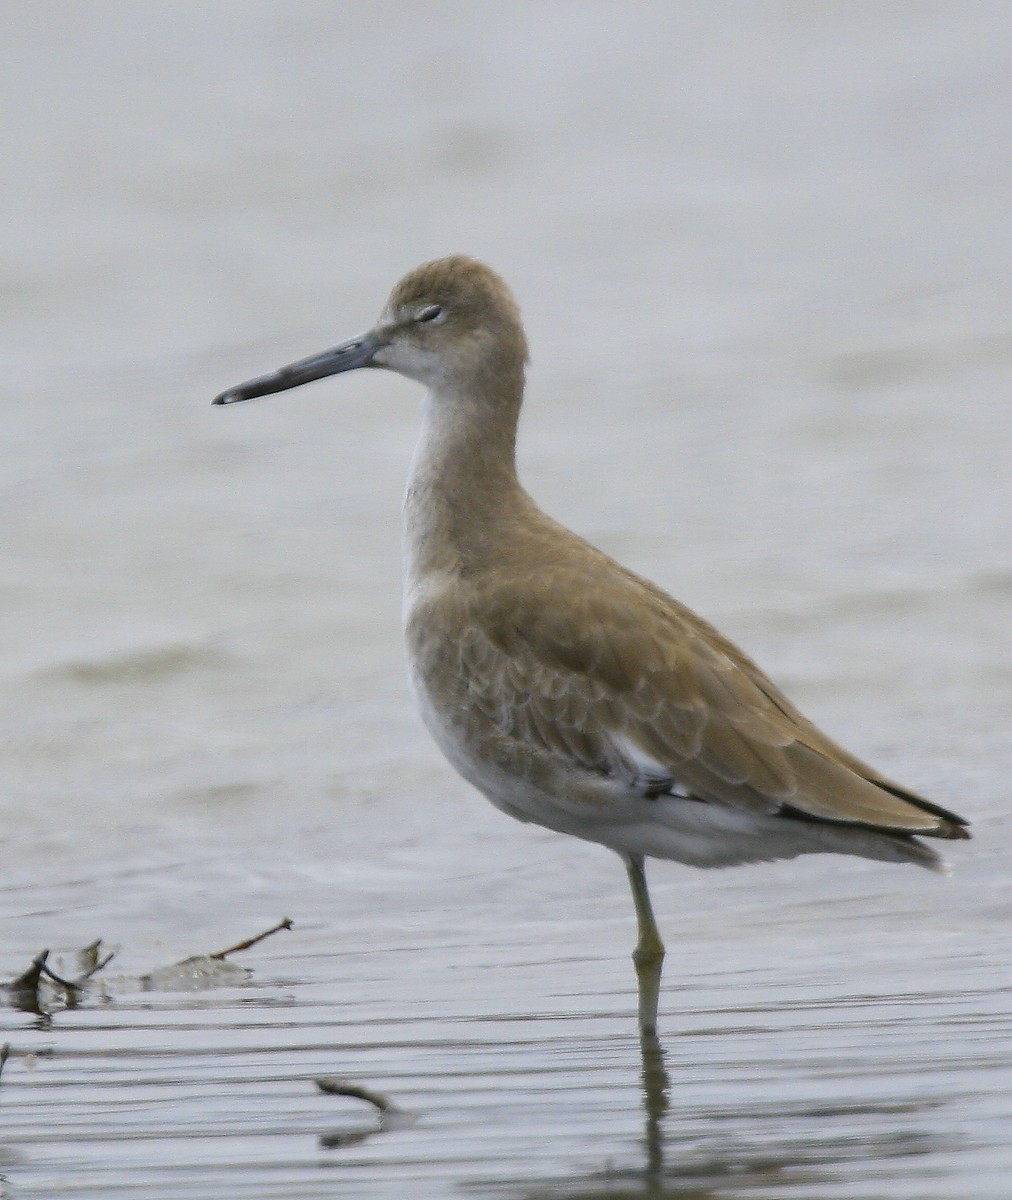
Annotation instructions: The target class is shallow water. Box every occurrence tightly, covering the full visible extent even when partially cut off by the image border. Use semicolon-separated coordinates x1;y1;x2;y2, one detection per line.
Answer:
2;4;1011;1197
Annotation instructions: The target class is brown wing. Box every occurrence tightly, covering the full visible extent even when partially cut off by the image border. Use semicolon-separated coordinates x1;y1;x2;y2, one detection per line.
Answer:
428;561;968;840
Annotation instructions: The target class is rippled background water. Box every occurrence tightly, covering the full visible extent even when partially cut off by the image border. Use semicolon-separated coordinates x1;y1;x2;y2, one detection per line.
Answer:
2;3;1010;1197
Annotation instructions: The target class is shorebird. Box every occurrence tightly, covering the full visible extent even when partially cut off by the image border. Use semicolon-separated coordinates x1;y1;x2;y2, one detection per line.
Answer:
213;256;970;1034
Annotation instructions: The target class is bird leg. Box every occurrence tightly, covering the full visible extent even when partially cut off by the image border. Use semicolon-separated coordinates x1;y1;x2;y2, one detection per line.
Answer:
625;855;665;1035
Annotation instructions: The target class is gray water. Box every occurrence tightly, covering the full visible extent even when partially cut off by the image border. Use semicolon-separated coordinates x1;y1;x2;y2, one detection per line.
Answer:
2;4;1011;1197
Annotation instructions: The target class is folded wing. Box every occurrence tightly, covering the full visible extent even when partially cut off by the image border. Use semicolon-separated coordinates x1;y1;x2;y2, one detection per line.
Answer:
436;562;969;842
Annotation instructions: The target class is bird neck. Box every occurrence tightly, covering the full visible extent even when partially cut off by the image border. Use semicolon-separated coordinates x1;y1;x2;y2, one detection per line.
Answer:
403;368;527;580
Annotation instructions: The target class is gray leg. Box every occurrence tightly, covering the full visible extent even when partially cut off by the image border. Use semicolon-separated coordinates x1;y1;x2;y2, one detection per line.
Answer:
625;854;665;1035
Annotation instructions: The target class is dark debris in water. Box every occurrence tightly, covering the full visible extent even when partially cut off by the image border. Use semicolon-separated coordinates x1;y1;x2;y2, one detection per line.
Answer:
140;916;294;992
314;1075;416;1149
0;917;297;1092
4;918;293;1016
210;916;292;960
315;1076;400;1112
6;940;116;1016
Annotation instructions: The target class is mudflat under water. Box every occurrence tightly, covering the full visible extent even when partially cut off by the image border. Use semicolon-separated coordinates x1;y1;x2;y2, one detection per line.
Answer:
2;5;1010;1197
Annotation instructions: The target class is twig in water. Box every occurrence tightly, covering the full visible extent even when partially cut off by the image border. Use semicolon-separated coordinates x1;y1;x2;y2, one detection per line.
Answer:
314;1076;414;1149
8;951;51;1012
6;941;116;1013
77;950;116;981
314;1077;400;1114
8;950;80;1010
0;1043;10;1083
38;960;81;994
210;917;293;960
77;939;116;981
10;952;48;993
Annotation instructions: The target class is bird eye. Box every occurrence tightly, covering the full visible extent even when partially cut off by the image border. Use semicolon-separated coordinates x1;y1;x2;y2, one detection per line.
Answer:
416;304;445;324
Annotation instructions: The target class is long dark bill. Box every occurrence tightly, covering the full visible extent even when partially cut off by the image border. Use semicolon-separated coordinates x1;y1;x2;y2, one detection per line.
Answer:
212;331;382;405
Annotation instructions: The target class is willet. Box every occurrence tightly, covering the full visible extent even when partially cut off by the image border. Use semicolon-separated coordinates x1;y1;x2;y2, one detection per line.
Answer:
213;256;970;1035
